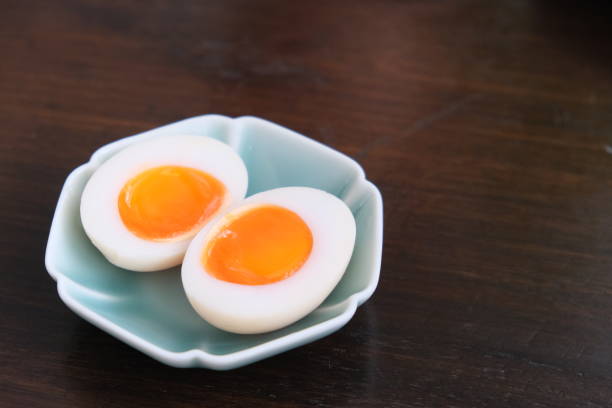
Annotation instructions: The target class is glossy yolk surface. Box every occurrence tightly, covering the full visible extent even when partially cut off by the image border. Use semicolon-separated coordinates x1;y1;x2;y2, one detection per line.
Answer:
204;205;313;285
118;165;225;241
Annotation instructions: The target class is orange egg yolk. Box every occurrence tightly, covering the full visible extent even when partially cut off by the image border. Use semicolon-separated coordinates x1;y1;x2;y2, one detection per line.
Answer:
118;165;225;241
204;205;313;285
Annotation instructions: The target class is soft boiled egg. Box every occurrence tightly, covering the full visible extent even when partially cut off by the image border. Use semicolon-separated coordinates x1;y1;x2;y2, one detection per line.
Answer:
80;134;248;272
181;187;356;334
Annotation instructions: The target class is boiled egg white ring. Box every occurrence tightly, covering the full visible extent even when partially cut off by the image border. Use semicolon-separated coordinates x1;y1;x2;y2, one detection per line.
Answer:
181;186;356;334
80;134;248;272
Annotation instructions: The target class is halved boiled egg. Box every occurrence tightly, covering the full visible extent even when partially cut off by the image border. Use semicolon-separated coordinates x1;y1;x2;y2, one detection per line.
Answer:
181;187;356;334
80;134;248;272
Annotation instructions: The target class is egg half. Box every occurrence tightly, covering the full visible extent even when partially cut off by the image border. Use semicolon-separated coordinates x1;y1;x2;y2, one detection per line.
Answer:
80;134;248;272
181;187;356;334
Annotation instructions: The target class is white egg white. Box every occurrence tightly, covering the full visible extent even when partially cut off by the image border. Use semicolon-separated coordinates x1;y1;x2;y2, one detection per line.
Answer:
181;186;356;334
80;134;248;272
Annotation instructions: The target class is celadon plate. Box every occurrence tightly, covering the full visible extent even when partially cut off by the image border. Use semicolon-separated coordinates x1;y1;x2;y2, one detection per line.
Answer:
45;115;383;370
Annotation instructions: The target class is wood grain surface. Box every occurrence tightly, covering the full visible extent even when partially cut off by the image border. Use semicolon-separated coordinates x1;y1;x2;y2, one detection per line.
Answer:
3;1;612;407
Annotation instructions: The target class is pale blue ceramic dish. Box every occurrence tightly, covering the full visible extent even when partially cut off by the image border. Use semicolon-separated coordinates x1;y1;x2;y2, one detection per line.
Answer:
45;115;383;370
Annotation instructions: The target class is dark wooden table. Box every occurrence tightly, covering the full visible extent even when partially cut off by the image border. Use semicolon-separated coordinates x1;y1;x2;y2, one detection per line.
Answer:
3;0;612;406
